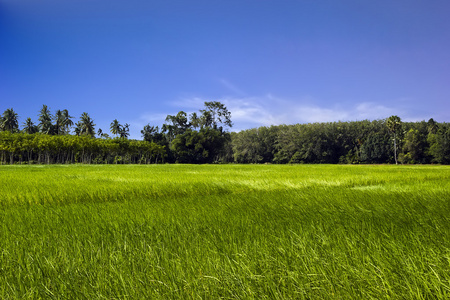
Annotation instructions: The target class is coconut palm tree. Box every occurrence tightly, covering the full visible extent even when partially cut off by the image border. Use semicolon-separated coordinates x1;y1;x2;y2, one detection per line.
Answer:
38;105;53;134
1;108;19;133
53;109;74;135
54;110;64;135
386;115;402;165
110;119;121;137
74;122;82;136
79;112;96;137
22;117;38;134
119;123;130;138
62;109;74;133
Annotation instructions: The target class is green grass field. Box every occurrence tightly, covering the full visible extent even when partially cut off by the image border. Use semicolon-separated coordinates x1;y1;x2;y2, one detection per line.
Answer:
1;164;450;299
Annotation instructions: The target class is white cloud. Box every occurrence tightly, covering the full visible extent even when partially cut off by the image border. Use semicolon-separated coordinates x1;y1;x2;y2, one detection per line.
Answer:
173;95;413;131
354;102;396;120
131;94;418;138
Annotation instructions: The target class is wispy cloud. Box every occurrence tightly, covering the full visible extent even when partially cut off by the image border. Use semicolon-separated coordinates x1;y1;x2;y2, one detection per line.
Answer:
218;79;246;96
174;94;412;131
132;94;420;138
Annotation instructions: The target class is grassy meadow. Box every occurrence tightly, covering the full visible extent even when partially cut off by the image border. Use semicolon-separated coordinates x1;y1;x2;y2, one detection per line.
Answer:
1;164;450;299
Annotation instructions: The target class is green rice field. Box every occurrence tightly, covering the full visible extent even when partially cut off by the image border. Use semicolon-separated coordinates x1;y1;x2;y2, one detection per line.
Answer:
1;164;450;299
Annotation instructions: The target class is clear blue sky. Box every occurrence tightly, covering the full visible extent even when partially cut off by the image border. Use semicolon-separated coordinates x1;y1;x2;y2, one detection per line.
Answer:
1;0;449;139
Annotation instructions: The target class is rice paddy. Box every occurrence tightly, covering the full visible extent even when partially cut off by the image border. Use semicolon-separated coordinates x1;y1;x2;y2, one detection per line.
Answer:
1;164;449;299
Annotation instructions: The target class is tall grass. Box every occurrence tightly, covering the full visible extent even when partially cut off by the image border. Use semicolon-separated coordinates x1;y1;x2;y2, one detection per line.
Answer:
1;164;449;299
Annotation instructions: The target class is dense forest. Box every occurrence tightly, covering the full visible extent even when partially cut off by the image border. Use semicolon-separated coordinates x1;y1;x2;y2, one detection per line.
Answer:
1;103;449;165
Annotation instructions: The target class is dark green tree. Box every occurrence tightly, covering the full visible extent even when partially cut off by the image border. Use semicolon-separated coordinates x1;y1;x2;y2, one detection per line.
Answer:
200;101;232;130
399;129;424;164
38;105;53;134
22;117;38;134
119;123;130;139
171;127;227;163
54;110;64;135
1;108;19;133
78;112;96;137
359;130;392;164
61;109;74;134
428;124;450;164
163;111;190;141
110;119;121;137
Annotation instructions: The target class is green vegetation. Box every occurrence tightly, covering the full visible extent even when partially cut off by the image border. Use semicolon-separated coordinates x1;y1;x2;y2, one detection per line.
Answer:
2;104;450;165
1;164;449;298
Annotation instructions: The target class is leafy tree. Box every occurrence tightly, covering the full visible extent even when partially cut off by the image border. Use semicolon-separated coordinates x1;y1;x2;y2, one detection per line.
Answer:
386;115;402;164
200;101;232;130
399;129;424;164
1;108;19;133
427;118;438;134
163;111;190;141
141;125;166;143
233;127;277;163
189;112;201;129
141;125;158;142
428;124;450;164
171;127;226;163
359;131;392;163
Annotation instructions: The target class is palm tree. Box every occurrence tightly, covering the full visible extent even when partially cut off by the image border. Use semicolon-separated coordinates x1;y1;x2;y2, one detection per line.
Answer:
54;110;64;135
62;109;74;133
38;105;53;134
74;122;82;136
119;123;130;138
22;117;38;134
1;108;19;133
79;112;96;137
386;115;402;165
110;119;121;137
141;124;158;141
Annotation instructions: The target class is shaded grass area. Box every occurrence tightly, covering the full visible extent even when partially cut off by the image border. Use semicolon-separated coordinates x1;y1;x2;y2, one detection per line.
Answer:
1;165;450;299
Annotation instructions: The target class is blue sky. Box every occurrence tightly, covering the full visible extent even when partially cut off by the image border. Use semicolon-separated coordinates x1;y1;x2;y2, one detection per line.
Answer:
1;0;449;139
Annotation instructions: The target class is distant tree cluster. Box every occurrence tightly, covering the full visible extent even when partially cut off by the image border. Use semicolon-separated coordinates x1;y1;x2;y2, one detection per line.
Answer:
0;106;162;164
1;104;449;164
141;101;233;163
231;117;450;165
0;102;233;164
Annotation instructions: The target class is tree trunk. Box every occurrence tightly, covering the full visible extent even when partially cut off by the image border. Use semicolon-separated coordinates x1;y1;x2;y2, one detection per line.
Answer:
393;133;398;165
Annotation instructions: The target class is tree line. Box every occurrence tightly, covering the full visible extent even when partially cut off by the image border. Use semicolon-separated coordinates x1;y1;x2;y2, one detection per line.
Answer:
231;117;450;165
1;103;449;164
0;102;232;164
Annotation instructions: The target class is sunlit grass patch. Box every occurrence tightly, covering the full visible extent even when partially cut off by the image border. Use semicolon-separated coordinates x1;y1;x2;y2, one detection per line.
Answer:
0;164;449;298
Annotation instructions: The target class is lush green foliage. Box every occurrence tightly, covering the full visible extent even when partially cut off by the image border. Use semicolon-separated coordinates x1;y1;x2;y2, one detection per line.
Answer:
1;164;449;298
232;120;450;165
0;132;165;164
2;105;450;164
